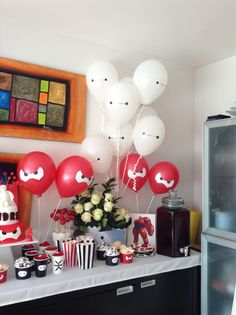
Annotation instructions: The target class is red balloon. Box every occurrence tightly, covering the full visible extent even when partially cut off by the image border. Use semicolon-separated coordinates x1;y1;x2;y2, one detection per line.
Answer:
149;161;179;195
55;156;94;198
17;151;56;196
120;154;149;192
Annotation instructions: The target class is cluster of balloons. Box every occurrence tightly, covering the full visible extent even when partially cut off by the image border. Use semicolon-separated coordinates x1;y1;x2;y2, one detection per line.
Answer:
17;151;94;199
16;60;173;206
17;151;179;200
119;154;179;195
86;59;168;159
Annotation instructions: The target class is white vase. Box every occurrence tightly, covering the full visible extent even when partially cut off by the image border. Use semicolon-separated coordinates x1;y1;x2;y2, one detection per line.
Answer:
86;227;126;246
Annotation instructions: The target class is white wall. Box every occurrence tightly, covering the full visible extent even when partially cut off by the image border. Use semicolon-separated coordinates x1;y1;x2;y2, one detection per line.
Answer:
194;55;236;218
0;16;195;240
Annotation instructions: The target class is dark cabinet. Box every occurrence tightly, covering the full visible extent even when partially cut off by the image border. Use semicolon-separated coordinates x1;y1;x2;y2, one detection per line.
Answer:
1;266;200;315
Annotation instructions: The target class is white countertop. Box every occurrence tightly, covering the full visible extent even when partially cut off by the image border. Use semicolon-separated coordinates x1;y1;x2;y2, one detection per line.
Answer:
0;250;201;307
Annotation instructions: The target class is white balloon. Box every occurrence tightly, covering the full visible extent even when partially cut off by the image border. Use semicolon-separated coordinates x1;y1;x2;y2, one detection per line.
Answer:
132;115;165;156
86;60;119;103
105;81;141;127
103;122;133;157
121;76;133;84
131;105;158;126
133;59;168;105
80;136;113;174
141;106;158;117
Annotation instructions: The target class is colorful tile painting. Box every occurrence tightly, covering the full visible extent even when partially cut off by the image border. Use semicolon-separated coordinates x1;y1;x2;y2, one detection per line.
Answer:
0;71;69;130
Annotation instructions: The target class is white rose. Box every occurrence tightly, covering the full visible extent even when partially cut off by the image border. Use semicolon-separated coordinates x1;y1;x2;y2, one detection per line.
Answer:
116;208;127;216
105;193;113;202
93;208;103;221
104;201;114;212
114;208;129;222
81;212;92;223
84;202;94;211
124;214;131;223
91;192;101;205
80;189;90;197
74;203;83;214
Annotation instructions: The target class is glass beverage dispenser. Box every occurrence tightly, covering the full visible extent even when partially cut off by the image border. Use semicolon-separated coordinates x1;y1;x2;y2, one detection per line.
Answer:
156;190;190;257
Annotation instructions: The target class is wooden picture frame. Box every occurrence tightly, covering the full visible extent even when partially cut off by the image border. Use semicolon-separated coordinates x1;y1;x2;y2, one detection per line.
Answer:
0;57;86;143
0;152;32;227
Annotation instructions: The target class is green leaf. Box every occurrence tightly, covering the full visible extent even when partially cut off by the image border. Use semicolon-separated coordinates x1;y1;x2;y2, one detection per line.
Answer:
102;217;108;228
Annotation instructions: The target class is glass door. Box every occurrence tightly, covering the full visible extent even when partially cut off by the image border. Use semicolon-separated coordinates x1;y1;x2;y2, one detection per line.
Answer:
202;233;236;315
203;118;236;240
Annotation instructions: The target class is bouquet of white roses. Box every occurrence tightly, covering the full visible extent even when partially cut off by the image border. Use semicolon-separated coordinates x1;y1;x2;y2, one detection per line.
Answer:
72;178;131;236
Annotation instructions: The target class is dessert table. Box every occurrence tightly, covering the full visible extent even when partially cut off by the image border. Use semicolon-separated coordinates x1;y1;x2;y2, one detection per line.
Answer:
0;250;201;315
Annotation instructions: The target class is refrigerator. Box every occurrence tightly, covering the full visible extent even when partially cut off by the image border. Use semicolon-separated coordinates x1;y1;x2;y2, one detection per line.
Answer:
202;117;236;315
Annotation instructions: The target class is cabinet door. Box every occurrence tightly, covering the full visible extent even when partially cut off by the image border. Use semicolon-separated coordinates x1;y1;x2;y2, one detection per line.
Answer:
64;282;138;315
204;120;236;238
202;234;236;315
1;298;65;315
136;268;198;315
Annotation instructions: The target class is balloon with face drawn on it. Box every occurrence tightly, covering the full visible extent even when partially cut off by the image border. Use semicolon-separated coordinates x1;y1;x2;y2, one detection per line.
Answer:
149;161;179;195
133;59;168;105
17;151;56;196
80;136;113;174
105;81;141;127
119;154;149;193
132;115;165;156
86;60;119;104
55;156;94;198
103;121;133;157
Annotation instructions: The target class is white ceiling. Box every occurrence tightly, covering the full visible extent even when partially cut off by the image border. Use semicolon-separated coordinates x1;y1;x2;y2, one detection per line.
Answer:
1;0;236;68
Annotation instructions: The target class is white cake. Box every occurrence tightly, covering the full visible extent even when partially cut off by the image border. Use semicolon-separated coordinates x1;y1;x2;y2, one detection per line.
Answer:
0;185;25;244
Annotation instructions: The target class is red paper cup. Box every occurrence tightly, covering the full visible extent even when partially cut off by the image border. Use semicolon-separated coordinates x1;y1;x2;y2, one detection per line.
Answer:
120;253;133;264
21;244;35;257
38;241;50;253
0;269;7;284
44;246;58;257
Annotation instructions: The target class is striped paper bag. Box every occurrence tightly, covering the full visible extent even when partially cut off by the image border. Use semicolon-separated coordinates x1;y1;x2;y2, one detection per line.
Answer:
76;236;95;269
63;241;78;267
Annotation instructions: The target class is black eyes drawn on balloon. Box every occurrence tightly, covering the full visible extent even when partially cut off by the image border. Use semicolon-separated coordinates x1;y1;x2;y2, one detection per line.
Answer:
108;136;125;140
142;132;159;139
91;78;108;82
109;101;128;106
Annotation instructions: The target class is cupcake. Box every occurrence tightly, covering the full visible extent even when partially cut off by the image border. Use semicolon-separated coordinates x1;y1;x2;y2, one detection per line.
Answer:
119;245;134;264
104;247;119;266
14;257;32;280
97;242;110;260
0;263;9;284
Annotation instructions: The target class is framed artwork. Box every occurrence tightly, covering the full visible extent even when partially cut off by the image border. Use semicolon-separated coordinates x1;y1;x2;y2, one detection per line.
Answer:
0;57;86;143
0;152;32;227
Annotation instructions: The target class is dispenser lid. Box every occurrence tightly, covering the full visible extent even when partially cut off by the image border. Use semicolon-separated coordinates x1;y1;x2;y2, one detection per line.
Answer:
161;190;184;208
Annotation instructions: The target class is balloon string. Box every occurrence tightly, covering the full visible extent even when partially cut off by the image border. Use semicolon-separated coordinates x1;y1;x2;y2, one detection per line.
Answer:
45;198;63;242
115;128;121;197
133;104;145;129
101;111;105;134
99;103;105;134
135;193;139;214
146;194;156;214
121;147;133;188
37;196;41;242
122;155;142;194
